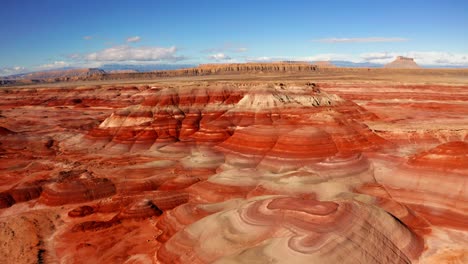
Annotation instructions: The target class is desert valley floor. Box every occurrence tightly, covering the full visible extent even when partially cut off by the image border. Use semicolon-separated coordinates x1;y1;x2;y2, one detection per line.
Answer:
0;69;467;263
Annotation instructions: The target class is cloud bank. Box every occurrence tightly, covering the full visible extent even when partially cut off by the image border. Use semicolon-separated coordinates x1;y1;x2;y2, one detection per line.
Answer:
38;61;71;69
208;53;232;61
360;51;468;66
0;66;27;76
246;51;468;67
84;45;184;62
3;49;466;77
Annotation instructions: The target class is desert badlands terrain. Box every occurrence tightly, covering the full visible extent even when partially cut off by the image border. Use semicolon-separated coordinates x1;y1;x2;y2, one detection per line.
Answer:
0;64;467;263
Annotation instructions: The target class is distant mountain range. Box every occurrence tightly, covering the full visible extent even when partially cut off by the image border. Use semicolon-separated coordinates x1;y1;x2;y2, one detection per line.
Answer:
1;64;196;80
1;61;466;82
3;68;105;80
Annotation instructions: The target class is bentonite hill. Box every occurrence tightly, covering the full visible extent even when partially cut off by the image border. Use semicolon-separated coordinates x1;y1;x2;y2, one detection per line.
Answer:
0;63;467;263
2;0;468;263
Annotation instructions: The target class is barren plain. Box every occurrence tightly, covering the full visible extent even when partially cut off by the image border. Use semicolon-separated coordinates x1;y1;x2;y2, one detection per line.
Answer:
0;66;467;263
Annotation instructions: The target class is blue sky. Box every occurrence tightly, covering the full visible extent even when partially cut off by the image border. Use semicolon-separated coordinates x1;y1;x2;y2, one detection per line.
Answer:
1;0;467;75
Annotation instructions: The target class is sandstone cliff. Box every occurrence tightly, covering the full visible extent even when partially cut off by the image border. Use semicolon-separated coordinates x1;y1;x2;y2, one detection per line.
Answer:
51;62;318;83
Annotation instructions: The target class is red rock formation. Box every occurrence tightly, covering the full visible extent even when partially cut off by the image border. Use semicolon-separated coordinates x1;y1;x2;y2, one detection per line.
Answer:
0;126;15;135
39;170;116;206
318;82;468;147
0;80;466;263
87;85;245;151
407;141;468;170
157;197;424;263
377;142;468;230
68;205;95;218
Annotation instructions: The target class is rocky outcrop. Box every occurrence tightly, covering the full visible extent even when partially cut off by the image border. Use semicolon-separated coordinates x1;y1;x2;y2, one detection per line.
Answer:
384;56;421;69
39;170;116;206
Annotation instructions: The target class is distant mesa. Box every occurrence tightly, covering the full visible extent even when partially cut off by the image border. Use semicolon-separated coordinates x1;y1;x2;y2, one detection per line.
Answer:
384;56;421;69
313;61;337;68
0;59;451;88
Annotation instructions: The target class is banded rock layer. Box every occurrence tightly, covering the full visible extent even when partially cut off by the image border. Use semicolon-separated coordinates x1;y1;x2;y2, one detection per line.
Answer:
0;81;466;263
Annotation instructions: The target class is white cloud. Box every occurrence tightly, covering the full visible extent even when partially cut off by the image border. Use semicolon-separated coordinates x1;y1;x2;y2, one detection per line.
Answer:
302;53;360;62
403;52;468;66
247;54;362;63
0;66;28;76
313;37;408;43
202;44;247;62
247;56;304;62
208;53;232;60
126;36;141;43
83;36;93;40
84;45;183;62
38;61;71;69
246;56;277;62
360;52;394;61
